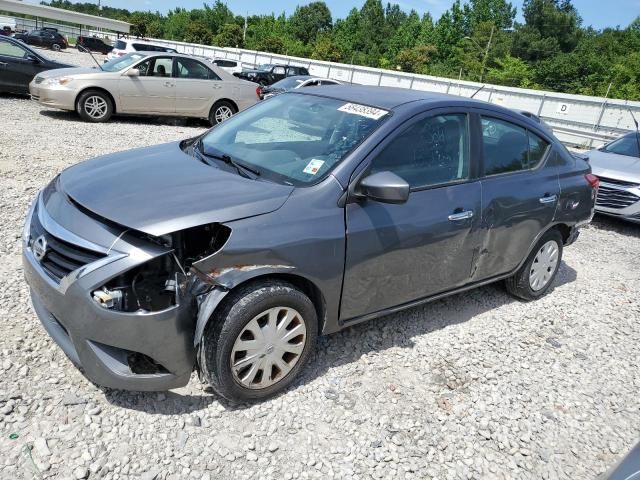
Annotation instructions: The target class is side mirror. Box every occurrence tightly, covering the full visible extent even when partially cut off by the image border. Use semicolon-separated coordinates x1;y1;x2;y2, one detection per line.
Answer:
25;54;40;63
124;68;140;77
359;171;410;204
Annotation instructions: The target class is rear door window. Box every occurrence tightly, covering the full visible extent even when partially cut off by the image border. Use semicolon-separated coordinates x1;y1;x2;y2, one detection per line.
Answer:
176;57;220;80
481;117;551;175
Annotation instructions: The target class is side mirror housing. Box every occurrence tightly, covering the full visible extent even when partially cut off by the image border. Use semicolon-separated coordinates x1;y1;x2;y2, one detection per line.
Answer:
124;68;140;77
25;54;40;63
359;171;410;204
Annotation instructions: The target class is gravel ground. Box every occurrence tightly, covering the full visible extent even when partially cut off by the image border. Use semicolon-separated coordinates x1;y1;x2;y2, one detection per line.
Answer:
1;47;639;480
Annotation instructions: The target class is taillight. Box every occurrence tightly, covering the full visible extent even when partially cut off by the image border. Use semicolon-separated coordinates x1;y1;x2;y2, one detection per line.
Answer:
585;173;600;190
117;51;126;57
256;86;262;99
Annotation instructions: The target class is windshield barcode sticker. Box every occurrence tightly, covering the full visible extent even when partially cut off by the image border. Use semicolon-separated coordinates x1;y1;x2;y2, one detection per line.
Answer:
338;103;388;120
303;159;325;175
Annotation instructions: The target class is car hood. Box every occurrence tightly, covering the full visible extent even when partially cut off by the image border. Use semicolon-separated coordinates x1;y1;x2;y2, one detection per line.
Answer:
587;149;640;184
36;66;106;78
59;142;295;236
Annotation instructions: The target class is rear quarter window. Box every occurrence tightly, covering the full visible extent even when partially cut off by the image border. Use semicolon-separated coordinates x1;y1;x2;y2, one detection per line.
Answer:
114;40;126;50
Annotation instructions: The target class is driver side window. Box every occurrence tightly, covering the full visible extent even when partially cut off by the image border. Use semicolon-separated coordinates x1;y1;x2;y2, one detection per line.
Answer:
0;40;29;59
369;114;470;188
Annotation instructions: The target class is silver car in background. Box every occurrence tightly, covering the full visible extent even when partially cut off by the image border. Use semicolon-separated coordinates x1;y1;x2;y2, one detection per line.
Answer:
586;131;640;223
29;52;260;125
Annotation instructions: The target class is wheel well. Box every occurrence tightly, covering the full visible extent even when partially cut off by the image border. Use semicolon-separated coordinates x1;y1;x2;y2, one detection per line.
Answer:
76;87;116;113
552;223;571;244
212;99;238;113
222;273;326;333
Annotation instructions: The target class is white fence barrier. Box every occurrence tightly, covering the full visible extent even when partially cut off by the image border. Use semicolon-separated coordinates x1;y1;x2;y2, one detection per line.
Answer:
150;38;640;148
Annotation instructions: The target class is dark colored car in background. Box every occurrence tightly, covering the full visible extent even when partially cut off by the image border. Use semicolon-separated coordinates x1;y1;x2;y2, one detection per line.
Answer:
14;29;68;51
236;63;310;86
22;86;596;402
77;36;113;54
260;75;342;99
0;36;73;94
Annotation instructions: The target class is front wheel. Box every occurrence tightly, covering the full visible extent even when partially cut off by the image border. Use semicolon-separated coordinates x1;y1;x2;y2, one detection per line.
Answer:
76;90;113;123
208;100;236;126
199;280;318;402
505;229;563;301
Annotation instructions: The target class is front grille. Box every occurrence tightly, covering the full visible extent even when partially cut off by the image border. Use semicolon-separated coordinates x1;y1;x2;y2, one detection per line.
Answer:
596;185;640;210
597;176;640;188
30;211;106;282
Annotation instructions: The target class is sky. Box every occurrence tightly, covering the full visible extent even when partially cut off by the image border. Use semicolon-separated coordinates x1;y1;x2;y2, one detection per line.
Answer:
30;0;640;30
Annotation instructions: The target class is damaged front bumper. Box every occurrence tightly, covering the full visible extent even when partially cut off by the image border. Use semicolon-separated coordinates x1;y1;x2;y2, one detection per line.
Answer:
22;192;197;391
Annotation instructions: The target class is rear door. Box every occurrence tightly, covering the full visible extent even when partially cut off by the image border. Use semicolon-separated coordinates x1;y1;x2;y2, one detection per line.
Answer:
472;112;559;281
271;66;286;83
118;56;175;113
174;56;224;117
341;110;482;320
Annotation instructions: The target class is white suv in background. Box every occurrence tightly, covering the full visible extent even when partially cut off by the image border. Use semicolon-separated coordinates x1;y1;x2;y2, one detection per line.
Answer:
209;58;243;76
106;39;177;61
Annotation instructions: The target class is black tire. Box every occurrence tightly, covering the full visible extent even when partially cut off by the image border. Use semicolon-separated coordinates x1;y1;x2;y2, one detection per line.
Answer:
208;100;237;126
76;89;113;123
505;229;563;301
199;280;318;402
51;43;62;51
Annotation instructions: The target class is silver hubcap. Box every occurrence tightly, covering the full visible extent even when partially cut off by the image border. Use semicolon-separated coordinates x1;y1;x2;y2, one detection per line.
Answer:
84;96;108;119
529;240;559;291
230;307;307;390
215;106;233;123
52;44;61;51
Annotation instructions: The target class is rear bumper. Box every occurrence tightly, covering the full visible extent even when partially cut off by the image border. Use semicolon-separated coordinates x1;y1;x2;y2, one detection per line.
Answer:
23;195;196;391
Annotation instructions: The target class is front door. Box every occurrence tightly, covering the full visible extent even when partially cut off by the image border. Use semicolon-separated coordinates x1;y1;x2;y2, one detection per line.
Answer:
472;113;560;281
174;56;223;117
118;56;175;114
341;111;482;320
0;40;40;94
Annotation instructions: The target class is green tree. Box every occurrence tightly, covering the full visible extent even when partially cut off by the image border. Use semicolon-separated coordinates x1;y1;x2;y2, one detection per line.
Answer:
289;2;332;44
311;34;343;62
214;23;244;47
185;20;213;45
463;0;516;32
486;55;534;86
396;44;437;73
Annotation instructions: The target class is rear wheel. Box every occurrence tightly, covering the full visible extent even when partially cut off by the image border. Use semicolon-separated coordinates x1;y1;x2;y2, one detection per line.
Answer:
77;90;113;123
208;100;237;126
199;280;318;402
505;229;563;301
51;43;62;51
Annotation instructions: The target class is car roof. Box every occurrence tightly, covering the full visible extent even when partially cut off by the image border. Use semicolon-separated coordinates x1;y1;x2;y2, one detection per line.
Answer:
292;85;481;110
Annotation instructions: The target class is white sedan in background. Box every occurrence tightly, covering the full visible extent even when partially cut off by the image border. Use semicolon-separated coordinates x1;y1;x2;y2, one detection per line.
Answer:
29;52;260;125
208;58;244;76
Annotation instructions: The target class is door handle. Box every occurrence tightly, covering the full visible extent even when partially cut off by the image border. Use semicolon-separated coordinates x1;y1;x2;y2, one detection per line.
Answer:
0;62;7;66
539;194;557;205
163;81;174;87
448;210;474;221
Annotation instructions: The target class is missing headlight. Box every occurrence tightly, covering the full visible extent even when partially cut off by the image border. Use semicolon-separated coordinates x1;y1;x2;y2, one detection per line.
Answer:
94;254;184;313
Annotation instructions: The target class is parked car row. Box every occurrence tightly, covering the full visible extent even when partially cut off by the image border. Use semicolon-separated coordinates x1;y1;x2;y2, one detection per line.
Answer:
14;28;68;51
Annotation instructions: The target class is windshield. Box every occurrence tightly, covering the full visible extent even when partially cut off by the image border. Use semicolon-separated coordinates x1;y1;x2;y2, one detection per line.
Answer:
257;64;274;71
199;93;389;185
101;53;146;72
602;133;640;158
271;77;308;90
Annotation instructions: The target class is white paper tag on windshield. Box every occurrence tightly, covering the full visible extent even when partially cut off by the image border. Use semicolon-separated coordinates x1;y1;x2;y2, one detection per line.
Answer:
303;159;325;175
338;103;388;120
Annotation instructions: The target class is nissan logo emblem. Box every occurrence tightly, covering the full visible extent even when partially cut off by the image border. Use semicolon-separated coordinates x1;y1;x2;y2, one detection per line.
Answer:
32;235;48;262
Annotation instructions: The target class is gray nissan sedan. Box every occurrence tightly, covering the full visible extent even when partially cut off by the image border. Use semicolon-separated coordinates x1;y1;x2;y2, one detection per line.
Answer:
23;86;597;402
